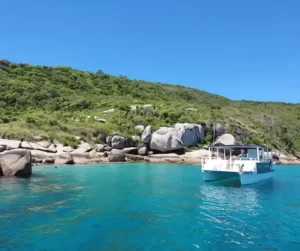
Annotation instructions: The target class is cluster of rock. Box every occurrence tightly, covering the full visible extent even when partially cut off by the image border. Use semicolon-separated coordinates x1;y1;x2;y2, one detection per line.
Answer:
0;124;299;176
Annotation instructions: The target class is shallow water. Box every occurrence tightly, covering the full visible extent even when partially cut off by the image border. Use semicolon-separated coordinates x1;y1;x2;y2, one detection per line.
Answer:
0;163;300;250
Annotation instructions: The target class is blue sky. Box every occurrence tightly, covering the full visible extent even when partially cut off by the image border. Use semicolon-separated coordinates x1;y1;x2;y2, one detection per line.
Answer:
1;0;299;103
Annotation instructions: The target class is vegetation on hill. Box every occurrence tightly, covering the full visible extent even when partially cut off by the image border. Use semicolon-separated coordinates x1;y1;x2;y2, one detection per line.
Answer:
0;59;299;154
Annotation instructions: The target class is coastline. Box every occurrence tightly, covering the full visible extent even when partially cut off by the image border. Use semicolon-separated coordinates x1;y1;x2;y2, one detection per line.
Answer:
1;137;300;178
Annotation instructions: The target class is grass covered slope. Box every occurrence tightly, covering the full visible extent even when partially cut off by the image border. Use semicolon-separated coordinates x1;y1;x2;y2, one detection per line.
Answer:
0;59;299;153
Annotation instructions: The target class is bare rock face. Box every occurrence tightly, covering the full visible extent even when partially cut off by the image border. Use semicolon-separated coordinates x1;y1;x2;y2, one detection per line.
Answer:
96;144;105;152
63;146;74;153
150;127;183;152
36;141;52;148
54;154;74;165
0;149;32;177
138;146;148;156
111;135;127;149
141;125;152;144
0;139;21;150
174;123;204;147
122;147;138;154
106;136;113;146
213;133;236;146
103;145;112;152
108;149;125;162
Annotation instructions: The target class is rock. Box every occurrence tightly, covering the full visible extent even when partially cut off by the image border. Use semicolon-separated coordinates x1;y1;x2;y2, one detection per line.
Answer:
96;144;105;152
131;135;140;143
122;147;138;154
30;150;54;160
108;149;125;162
125;154;145;162
0;139;21;149
0;149;32;177
111;135;127;149
183;149;211;158
102;109;115;114
54;154;74;165
186;108;197;112
72;142;92;154
213;134;236;146
96;118;106;123
21;141;57;153
33;136;46;141
106;136;112;146
49;144;58;153
150;153;180;159
78;142;92;152
53;140;61;145
37;141;52;148
150;127;183;152
103;145;112;152
0;145;7;153
138;146;148;156
135;125;145;133
63;146;74;153
174;123;204;146
130;105;137;111
43;156;55;164
141;125;152;144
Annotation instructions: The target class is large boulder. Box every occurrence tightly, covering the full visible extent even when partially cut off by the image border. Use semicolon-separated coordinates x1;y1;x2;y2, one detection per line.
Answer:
108;149;126;162
106;136;112;146
72;142;92;154
150;127;183;152
54;154;74;165
0;149;32;177
174;123;204;146
36;141;52;148
122;147;138;154
21;141;57;153
63;146;74;153
183;149;211;158
96;144;105;152
111;135;127;149
138;146;148;156
141;125;152;144
213;133;236;146
0;139;21;150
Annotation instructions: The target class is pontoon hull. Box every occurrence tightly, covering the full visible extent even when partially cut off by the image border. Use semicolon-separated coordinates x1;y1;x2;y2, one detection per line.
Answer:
239;171;273;185
202;170;273;185
202;171;239;182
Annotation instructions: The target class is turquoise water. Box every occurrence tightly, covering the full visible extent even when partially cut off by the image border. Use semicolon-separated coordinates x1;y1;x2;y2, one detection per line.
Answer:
0;164;300;250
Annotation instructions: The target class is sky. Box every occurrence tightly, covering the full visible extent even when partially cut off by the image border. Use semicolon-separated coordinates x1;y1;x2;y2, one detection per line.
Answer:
1;0;299;103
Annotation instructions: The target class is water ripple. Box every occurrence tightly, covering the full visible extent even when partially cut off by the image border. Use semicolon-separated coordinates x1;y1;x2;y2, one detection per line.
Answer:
0;164;300;250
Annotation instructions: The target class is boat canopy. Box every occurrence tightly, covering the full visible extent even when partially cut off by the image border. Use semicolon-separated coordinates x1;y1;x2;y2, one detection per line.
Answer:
209;144;272;151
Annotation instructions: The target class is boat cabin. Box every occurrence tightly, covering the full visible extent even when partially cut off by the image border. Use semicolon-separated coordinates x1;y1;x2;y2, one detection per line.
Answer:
207;144;272;161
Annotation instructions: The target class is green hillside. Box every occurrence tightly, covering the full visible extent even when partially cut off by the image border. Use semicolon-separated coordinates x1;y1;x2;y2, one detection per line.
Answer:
0;59;299;153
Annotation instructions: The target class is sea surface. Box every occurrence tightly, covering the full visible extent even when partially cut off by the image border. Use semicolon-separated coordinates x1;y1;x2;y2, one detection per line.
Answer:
0;164;300;251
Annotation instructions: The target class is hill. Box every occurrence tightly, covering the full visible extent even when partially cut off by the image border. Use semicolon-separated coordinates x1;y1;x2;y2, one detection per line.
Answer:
0;59;299;154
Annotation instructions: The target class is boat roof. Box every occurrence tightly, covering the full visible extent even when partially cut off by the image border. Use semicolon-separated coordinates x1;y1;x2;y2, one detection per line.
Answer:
209;144;271;150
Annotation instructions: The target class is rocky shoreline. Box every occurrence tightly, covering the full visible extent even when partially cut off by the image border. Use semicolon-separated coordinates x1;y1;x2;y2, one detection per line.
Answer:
1;126;299;177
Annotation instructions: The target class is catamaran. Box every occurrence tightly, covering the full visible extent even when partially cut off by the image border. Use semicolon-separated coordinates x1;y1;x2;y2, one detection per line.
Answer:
201;144;274;185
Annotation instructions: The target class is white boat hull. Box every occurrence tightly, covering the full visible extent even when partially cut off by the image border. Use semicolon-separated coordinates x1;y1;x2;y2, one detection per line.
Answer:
202;170;273;185
202;171;238;182
239;171;273;185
